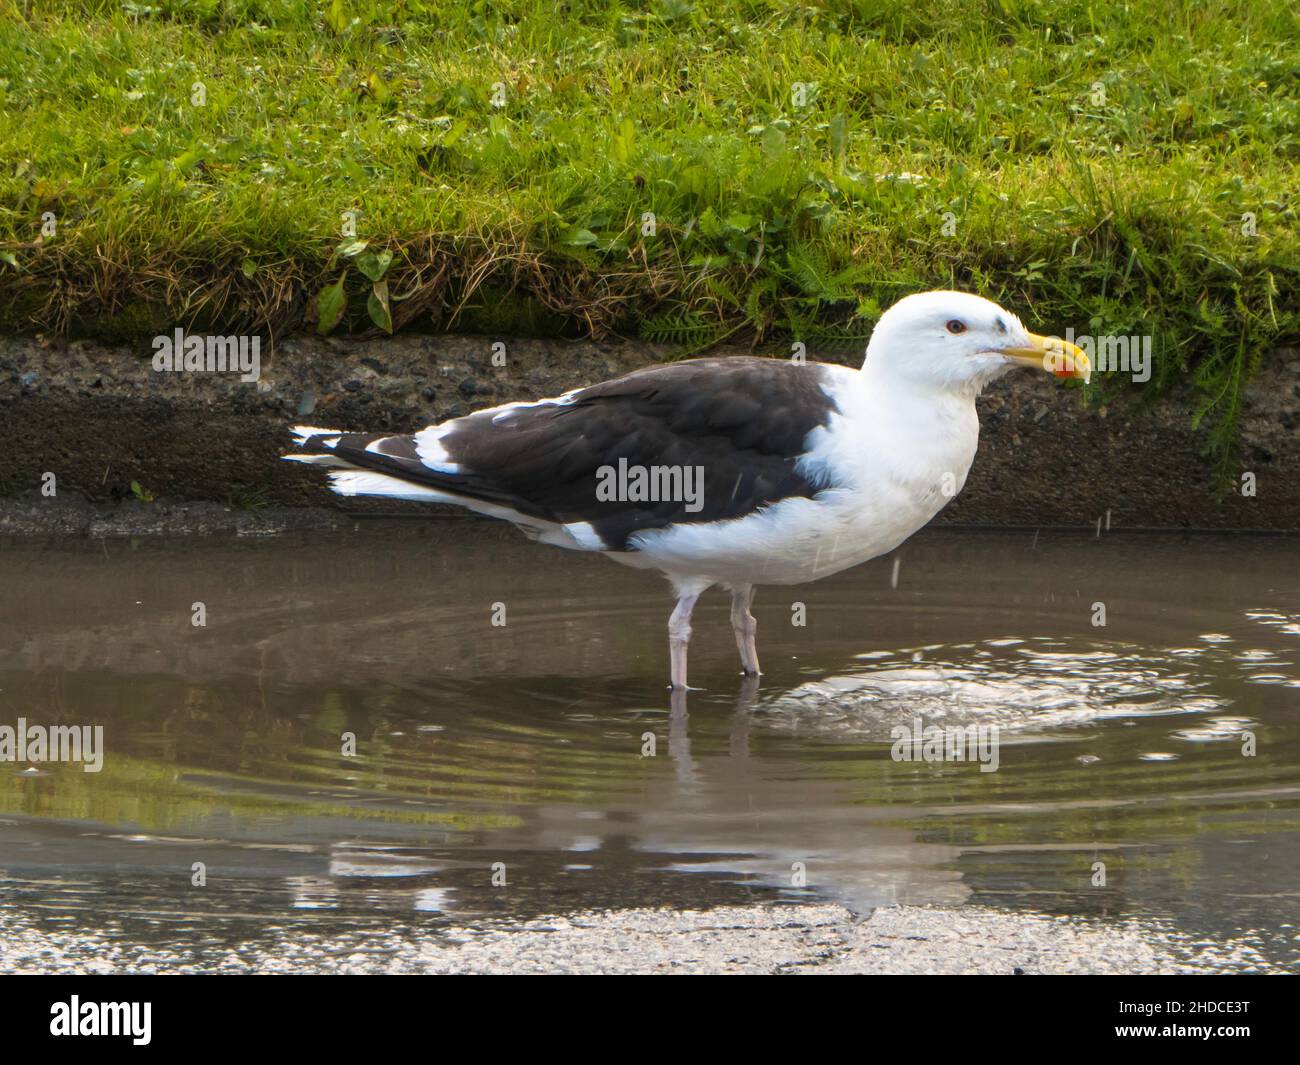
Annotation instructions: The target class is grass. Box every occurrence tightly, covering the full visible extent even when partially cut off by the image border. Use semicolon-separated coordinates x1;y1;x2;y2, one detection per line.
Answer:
0;0;1297;482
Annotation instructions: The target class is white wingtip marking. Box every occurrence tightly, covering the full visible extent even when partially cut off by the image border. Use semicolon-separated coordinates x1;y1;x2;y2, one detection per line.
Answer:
412;424;464;474
290;425;342;448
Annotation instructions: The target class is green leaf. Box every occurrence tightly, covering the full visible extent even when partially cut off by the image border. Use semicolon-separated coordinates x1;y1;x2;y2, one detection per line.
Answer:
611;116;635;163
316;272;348;334
559;226;598;247
356;249;392;282
696;207;724;239
366;72;390;102
761;124;786;160
442;118;470;147
335;238;369;259
129;481;154;503
655;0;696;22
856;296;882;320
325;0;350;35
340;155;367;184
173;147;204;174
367;280;393;333
830;170;871;201
829;113;849;160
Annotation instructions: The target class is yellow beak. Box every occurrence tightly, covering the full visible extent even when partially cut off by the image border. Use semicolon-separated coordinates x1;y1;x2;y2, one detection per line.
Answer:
998;333;1091;383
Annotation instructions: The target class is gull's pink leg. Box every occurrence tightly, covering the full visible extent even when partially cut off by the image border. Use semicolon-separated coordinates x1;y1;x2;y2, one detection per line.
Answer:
730;584;760;676
668;593;700;690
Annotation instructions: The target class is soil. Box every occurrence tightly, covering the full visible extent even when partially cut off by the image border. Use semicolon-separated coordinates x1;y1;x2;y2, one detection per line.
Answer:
2;331;1297;533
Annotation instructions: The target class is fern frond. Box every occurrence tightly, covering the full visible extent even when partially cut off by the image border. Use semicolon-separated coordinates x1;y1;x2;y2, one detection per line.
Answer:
639;310;730;354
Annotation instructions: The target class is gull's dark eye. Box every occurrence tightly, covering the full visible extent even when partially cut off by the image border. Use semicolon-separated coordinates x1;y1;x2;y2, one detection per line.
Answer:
946;320;967;335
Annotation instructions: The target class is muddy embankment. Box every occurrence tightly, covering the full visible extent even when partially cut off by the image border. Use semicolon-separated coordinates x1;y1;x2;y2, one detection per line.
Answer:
1;332;1297;535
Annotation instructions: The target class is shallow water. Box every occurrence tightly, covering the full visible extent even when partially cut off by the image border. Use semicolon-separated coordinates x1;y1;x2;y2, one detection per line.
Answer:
1;522;1297;971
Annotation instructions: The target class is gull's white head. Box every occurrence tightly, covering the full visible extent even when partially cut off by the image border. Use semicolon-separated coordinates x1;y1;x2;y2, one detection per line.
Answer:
863;290;1089;394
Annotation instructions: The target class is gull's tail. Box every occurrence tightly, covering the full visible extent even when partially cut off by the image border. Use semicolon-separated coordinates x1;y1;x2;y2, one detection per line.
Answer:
281;424;569;546
283;425;451;502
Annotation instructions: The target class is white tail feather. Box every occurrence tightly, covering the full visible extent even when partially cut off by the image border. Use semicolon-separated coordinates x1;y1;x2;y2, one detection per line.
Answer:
304;445;590;551
327;470;449;501
282;453;352;467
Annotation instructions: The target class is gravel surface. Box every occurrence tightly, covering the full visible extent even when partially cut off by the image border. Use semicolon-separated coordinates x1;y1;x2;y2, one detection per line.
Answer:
0;903;1281;975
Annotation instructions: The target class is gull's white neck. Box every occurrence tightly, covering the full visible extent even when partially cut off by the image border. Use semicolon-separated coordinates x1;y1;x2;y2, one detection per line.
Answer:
807;356;983;513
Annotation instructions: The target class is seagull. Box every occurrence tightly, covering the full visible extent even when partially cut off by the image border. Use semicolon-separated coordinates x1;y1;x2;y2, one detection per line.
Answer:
284;291;1088;689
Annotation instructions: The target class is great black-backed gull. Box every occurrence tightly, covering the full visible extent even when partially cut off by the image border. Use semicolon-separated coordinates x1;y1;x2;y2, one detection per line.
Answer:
285;291;1088;689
